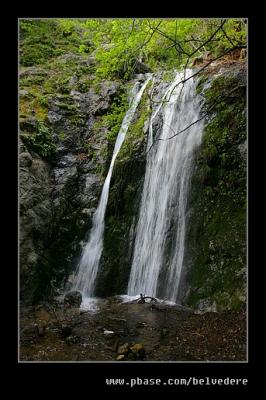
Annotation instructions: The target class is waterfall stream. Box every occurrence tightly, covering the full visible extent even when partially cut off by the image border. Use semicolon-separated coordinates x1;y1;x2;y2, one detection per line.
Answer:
72;76;152;300
127;70;204;302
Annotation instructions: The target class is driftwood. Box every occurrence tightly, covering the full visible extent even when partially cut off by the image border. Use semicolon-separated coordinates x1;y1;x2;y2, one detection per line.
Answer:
137;294;158;304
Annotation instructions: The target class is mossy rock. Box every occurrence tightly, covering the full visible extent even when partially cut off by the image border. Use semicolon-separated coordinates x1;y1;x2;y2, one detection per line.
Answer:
184;66;246;311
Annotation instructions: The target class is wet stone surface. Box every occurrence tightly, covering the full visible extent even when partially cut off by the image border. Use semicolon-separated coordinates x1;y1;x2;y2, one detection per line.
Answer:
20;297;246;361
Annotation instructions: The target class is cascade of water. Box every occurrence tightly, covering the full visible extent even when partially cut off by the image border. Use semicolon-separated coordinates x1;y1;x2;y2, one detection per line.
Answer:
127;70;204;302
72;75;152;298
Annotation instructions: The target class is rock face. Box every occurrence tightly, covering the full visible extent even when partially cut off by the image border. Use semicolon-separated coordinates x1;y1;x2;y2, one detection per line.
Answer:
116;342;145;360
182;62;247;311
133;59;151;74
64;291;82;308
95;80;153;296
19;52;246;314
20;140;53;302
19;58;124;304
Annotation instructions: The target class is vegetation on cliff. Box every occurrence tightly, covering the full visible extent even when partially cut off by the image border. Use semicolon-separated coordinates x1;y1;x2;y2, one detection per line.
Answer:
185;66;246;311
19;18;247;312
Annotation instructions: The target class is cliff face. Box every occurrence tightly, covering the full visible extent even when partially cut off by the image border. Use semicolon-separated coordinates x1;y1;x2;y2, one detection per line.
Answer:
94;63;247;312
20;141;53;302
19;46;246;311
95;78;153;296
19;53;124;303
183;62;247;311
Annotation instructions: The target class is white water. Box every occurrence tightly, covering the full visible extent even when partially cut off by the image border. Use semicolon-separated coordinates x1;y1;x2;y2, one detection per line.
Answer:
127;70;204;302
72;76;152;301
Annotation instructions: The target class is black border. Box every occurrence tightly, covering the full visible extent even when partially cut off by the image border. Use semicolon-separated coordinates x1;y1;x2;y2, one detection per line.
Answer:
7;9;260;394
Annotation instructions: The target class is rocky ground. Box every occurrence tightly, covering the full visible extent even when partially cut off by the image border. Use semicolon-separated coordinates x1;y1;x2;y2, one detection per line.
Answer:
19;297;246;362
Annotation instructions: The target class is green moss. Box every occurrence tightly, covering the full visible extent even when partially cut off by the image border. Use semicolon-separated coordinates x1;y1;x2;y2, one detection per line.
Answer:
116;87;151;163
162;70;176;83
102;92;128;144
19;19;85;67
58;131;66;141
20;120;57;160
95;86;151;296
57;102;77;112
77;77;92;93
196;75;208;94
185;70;246;311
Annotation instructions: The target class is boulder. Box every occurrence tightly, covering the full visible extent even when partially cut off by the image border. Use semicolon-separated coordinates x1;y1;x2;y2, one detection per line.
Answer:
196;298;217;313
238;140;247;160
116;354;125;361
133;60;151;74
20;152;32;168
117;343;129;355
130;343;145;359
64;291;82;308
60;324;72;338
19;89;29;97
104;330;115;336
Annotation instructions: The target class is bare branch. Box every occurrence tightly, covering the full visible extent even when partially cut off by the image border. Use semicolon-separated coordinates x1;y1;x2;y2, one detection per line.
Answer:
146;84;245;154
147;20;191;57
187;19;227;60
221;26;237;47
165;44;246;105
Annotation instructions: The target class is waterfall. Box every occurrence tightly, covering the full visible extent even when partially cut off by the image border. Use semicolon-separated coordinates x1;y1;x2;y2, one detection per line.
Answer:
72;76;152;298
127;70;204;302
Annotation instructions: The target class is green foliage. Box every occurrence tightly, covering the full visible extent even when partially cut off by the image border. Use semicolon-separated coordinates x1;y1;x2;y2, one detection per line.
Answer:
20;18;246;80
21;121;57;159
19;19;89;66
117;84;152;163
202;75;246;173
58;131;66;141
101;92;128;143
82;18;246;79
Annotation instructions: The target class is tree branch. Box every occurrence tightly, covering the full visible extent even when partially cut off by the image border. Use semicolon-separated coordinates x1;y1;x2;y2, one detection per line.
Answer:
147;20;191;57
146;84;245;154
165;44;246;105
221;26;237;47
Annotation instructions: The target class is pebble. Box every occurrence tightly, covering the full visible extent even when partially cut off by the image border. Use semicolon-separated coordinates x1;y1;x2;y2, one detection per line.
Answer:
116;354;125;361
104;330;114;335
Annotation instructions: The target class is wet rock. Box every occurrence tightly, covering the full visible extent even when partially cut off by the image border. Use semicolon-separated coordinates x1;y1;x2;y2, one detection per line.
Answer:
87;56;96;66
130;343;145;359
196;299;217;313
48;110;62;124
20;152;32;168
104;330;115;336
134;73;147;82
21;324;39;338
53;165;77;185
36;324;46;337
112;339;120;352
19;89;29;97
22;323;46;339
69;75;78;88
117;343;129;355
238;140;247;160
116;354;125;361
136;322;147;329
64;291;82;308
20;66;48;78
19;151;53;303
60;324;72;338
133;60;151;74
99;81;120;99
93;100;110;116
56;154;77;168
65;335;80;344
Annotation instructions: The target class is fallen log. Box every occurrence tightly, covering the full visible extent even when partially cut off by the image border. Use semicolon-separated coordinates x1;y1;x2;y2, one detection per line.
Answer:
137;294;158;304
